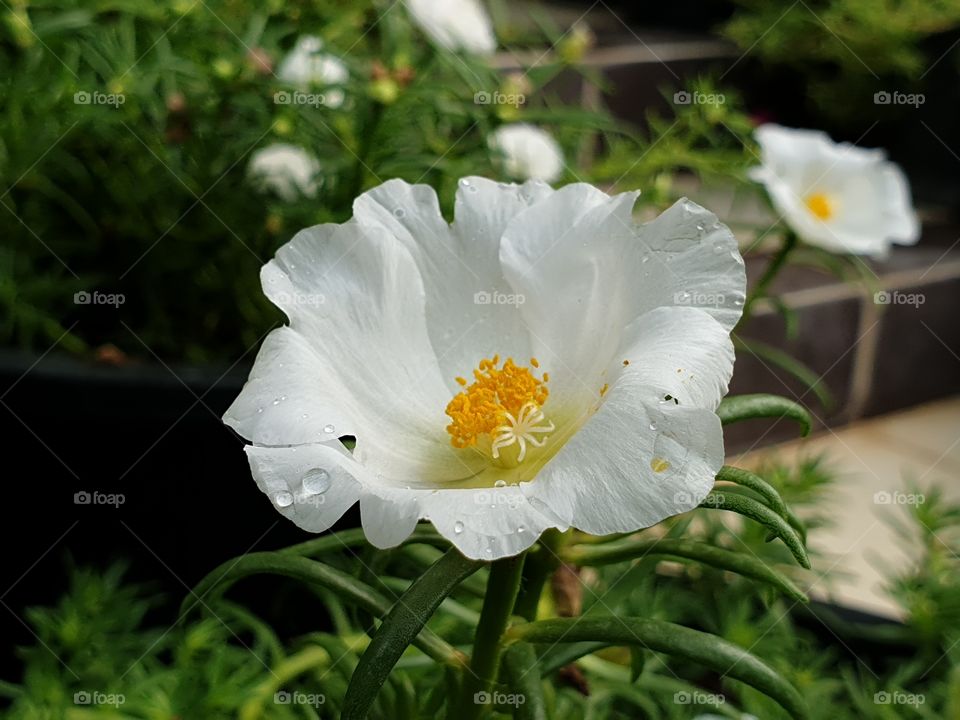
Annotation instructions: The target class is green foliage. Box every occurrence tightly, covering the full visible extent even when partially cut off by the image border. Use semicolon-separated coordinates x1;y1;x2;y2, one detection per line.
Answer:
1;1;760;364
8;456;960;719
722;0;960;122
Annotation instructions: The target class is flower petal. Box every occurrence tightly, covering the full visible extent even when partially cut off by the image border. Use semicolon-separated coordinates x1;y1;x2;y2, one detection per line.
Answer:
245;444;361;533
525;380;724;535
353;177;552;381
226;219;478;483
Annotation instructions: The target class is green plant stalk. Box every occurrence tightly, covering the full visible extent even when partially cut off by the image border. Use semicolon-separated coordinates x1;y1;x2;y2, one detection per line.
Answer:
514;529;563;621
739;230;798;329
457;553;527;719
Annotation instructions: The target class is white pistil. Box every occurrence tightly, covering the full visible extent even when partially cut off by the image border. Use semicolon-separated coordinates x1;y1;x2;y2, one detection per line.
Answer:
490;401;555;463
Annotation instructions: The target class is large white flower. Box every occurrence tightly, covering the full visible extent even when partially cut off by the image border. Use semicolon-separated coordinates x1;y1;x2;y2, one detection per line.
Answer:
277;35;348;108
749;124;919;258
405;0;497;55
247;144;321;201
489;124;565;183
224;178;746;559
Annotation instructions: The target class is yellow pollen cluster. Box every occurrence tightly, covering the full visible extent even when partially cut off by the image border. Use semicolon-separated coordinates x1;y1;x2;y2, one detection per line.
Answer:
445;356;549;450
805;192;834;221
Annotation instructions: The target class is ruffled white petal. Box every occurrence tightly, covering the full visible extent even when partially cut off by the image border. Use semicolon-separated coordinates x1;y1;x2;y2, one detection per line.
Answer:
225;219;478;483
352;177;551;382
524;379;724;535
246;444;361;533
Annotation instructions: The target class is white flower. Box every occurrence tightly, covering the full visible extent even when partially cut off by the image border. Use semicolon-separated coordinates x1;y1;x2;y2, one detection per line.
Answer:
405;0;496;55
489;124;565;183
247;144;321;202
224;177;745;559
749;124;919;258
277;35;348;108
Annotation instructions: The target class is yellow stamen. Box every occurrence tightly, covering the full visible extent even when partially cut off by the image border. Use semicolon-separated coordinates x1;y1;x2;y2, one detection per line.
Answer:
445;357;551;463
805;192;834;221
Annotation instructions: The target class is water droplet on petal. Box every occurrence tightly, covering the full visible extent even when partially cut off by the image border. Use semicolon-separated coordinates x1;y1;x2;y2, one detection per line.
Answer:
256;407;264;414
274;491;294;508
696;223;704;231
517;525;526;534
494;479;506;488
323;424;336;434
454;521;464;534
649;422;657;431
393;207;405;218
302;468;331;494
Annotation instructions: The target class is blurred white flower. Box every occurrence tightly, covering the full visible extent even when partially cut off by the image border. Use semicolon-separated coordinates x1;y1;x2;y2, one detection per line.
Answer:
248;144;320;202
277;35;348;108
225;177;746;559
749;124;919;258
489;124;565;183
405;0;497;55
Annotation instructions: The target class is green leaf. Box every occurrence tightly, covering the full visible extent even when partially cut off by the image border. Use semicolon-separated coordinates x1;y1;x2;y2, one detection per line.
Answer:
717;394;812;437
501;643;548;720
701;491;811;569
507;618;808;719
179;552;459;665
733;337;834;411
717;465;808;542
342;549;482;720
562;537;807;602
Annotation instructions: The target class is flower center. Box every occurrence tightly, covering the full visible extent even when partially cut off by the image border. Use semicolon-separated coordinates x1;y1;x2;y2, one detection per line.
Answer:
445;356;554;467
804;192;834;221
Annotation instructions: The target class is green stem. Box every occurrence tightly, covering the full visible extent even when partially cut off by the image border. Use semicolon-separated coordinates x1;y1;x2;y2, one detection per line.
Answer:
513;529;563;621
739;231;798;329
457;553;527;719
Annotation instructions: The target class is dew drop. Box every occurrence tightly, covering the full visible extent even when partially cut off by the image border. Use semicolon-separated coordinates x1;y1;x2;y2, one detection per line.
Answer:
256;407;264;414
393;207;405;218
302;468;331;494
494;479;506;488
649;422;658;431
517;525;526;534
301;413;309;419
713;243;725;254
274;491;294;508
323;423;336;434
272;398;281;405
454;520;464;534
696;223;704;231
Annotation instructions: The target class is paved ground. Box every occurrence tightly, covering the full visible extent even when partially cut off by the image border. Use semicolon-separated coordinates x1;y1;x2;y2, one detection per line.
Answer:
733;395;960;619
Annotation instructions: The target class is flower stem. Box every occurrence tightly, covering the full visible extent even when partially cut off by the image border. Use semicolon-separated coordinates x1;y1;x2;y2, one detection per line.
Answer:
513;529;563;621
738;231;797;329
457;553;526;719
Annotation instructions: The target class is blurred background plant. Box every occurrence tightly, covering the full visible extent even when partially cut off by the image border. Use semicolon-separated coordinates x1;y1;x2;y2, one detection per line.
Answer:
5;457;959;719
0;0;765;364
